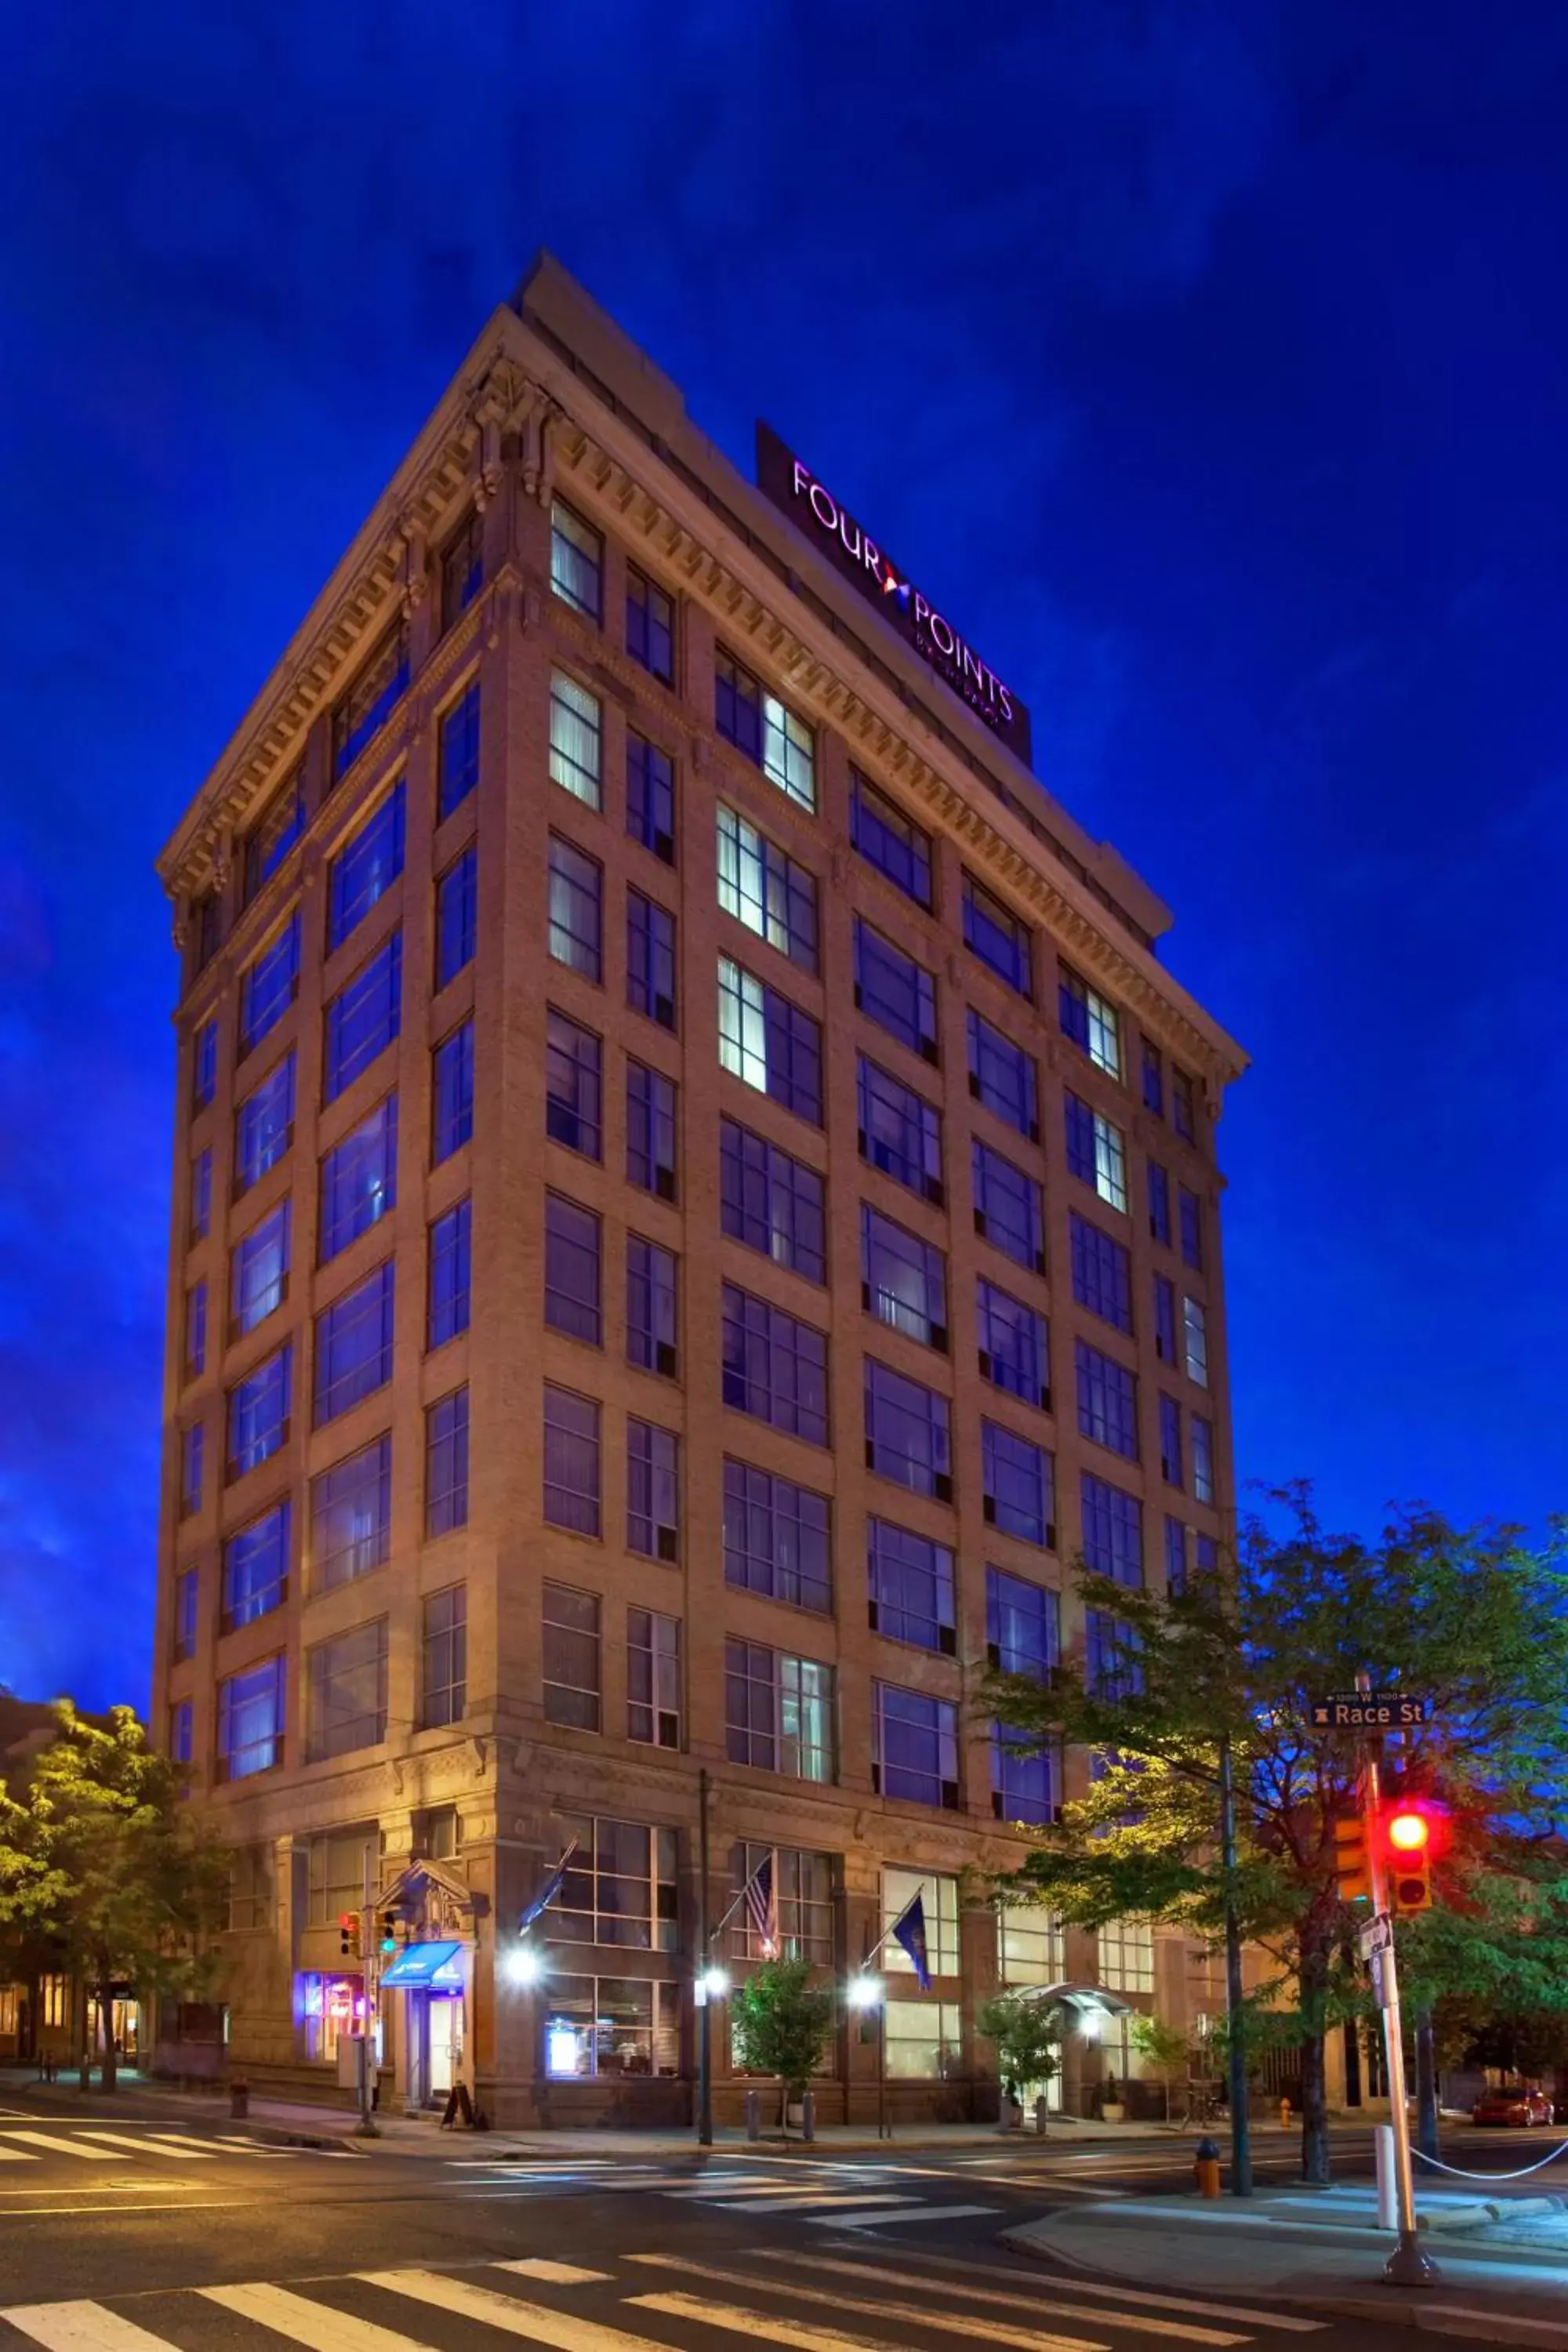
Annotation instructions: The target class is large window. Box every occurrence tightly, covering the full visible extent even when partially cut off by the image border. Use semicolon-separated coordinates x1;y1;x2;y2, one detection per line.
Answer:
885;2001;962;2079
228;1845;274;1933
314;1262;394;1425
626;566;673;684
328;782;405;954
865;1359;951;1499
184;1281;207;1378
179;1425;203;1519
718;957;822;1123
626;731;675;862
998;1904;1065;1987
720;1118;826;1283
982;1419;1053;1546
227;1344;291;1479
441;506;483;627
553;1816;679;1953
626;1059;677;1199
963;872;1032;998
976;1278;1050;1411
174;1569;197;1662
626;1236;678;1377
714;648;815;810
546;1011;601;1160
882;1870;961;1976
854;919;938;1061
437;681;481;820
1070;1213;1132;1335
1142;1035;1164;1118
1059;965;1121;1080
223;1500;289;1629
231;1200;290;1337
721;1283;828;1443
626;890;677;1029
244;772;305;900
1086;1609;1143;1699
1098;1917;1155;1994
861;1206;946;1348
850;770;931;907
1148;1160;1172;1247
993;1726;1057;1828
217;1657;284;1781
627;1607;681;1749
239;913;301;1058
857;1058;942;1203
306;1619;388;1761
1182;1296;1209;1386
543;1583;601;1732
867;1519;955;1654
547;835;603;980
428;1199;471;1348
332;622;408;781
1076;1341;1138;1461
1179;1186;1204;1272
1173;1066;1199;1143
426;1388;470;1536
324;931;401;1103
543;1386;600;1535
873;1686;959;1809
193;1018;218;1110
1065;1091;1127;1214
626;1419;680;1563
435;846;477;989
723;1460;831;1613
972;1140;1045;1274
717;806;818;971
967;1008;1038;1140
421;1585;467;1728
1081;1470;1142;1587
544;1194;601;1346
724;1639;836;1782
1153;1274;1177;1364
1192;1415;1215;1504
550;500;602;621
728;1843;835;1965
191;1148;212;1243
311;1434;391;1591
432;1019;474;1162
235;1052;296;1193
987;1566;1058;1679
549;671;603;808
319;1094;397;1262
306;1829;376;1928
1160;1393;1184;1489
542;1978;680;2079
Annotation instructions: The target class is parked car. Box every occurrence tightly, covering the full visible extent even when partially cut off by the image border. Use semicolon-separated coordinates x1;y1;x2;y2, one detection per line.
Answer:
1471;2085;1555;2125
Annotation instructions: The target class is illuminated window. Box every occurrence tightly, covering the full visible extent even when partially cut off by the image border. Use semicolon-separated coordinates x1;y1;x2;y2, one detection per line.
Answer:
550;500;602;622
714;648;815;809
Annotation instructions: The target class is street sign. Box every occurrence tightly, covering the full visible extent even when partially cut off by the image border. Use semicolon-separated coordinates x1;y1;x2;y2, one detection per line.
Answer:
1369;1948;1394;2010
1359;1911;1394;1959
1310;1692;1430;1730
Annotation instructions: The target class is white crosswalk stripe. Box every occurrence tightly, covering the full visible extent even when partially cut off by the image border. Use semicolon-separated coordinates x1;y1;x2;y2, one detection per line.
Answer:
0;2125;325;2167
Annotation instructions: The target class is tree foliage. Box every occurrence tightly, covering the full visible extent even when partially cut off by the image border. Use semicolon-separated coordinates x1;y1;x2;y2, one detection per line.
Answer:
976;1989;1062;2107
988;1488;1568;2182
729;1957;835;2127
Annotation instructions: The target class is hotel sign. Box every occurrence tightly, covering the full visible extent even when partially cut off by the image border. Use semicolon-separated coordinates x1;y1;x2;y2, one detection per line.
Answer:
757;423;1033;769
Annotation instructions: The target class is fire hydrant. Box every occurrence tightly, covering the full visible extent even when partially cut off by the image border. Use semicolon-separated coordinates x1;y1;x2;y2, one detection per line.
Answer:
1194;2136;1221;2198
1279;2096;1292;2131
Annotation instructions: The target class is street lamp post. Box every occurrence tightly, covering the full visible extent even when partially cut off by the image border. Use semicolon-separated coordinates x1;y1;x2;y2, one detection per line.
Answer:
846;1972;886;2140
1218;1733;1253;2197
698;1768;713;2148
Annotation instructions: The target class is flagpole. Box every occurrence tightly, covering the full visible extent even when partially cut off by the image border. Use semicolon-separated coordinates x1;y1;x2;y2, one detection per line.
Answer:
697;1768;713;2149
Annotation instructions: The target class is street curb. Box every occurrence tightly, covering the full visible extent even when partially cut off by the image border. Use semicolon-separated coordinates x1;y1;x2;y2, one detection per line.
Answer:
238;2124;368;2155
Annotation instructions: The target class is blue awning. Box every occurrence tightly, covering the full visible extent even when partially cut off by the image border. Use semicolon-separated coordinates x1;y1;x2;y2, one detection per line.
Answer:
379;1940;464;1987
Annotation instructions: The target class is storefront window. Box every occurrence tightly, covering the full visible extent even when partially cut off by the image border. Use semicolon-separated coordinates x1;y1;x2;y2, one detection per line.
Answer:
541;1976;678;2078
884;1998;962;2079
39;1976;67;2030
295;1971;368;2062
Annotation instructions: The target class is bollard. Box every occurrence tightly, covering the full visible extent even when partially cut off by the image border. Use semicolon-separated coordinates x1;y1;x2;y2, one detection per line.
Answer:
1194;2136;1221;2198
800;2091;815;2143
745;2089;761;2143
1374;2123;1397;2230
1034;2095;1049;2140
230;2078;250;2121
1279;2096;1291;2131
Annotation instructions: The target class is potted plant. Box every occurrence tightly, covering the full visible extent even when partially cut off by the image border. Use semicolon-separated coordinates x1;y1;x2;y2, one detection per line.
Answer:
1101;2071;1125;2124
977;1991;1060;2130
730;1956;834;2136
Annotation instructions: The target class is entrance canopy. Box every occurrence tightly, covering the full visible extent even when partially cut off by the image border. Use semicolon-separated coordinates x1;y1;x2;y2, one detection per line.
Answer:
379;1940;464;1989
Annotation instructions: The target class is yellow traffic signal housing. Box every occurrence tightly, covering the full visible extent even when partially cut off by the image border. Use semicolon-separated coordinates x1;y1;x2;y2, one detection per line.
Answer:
1387;1809;1433;1913
1334;1815;1370;1903
338;1910;361;1958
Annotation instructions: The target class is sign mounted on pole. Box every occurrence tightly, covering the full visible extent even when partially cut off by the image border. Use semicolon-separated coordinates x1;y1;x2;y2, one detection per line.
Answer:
1310;1692;1430;1730
1358;1911;1394;1960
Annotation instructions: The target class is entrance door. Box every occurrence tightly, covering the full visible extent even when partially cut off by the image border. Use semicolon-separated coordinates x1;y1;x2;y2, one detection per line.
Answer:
428;1997;459;2098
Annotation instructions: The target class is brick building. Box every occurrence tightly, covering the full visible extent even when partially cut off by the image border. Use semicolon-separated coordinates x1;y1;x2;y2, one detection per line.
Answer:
152;255;1247;2125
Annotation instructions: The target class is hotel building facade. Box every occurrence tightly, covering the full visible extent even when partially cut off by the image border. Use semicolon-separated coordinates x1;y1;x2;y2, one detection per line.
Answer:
153;256;1248;2126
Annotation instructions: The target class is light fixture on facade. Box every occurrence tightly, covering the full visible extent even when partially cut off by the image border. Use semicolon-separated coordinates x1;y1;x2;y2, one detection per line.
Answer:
504;1944;543;1988
698;1965;730;2001
846;1973;884;2012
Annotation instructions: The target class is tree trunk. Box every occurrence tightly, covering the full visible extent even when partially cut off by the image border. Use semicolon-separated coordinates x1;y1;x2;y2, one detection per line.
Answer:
1296;1928;1332;2185
96;1983;117;2093
1415;2007;1439;2163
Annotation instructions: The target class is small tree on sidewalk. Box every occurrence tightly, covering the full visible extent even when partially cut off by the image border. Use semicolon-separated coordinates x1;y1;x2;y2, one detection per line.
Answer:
730;1956;835;2132
1131;2013;1192;2124
976;1990;1059;2118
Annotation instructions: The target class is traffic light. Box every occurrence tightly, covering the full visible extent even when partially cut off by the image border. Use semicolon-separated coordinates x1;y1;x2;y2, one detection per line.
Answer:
1334;1815;1370;1902
1386;1808;1432;1914
379;1911;399;1955
338;1911;361;1959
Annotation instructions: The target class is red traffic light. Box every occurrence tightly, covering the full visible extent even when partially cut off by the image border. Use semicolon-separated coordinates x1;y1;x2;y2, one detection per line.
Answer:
1387;1809;1430;1854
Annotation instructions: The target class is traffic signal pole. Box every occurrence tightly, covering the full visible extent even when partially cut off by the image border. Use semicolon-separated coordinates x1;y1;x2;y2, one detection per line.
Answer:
1356;1670;1436;2287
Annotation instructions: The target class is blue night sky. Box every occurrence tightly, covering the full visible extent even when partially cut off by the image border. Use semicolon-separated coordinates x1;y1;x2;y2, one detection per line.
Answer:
2;5;1565;1711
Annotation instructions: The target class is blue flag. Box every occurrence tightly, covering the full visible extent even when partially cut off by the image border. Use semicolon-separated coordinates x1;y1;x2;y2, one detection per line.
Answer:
517;1839;579;1934
892;1891;931;1989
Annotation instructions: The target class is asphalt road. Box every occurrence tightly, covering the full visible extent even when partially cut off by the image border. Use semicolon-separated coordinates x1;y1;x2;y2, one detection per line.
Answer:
0;2092;1557;2352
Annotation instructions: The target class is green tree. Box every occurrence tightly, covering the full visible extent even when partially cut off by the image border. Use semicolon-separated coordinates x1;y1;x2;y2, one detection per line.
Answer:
729;1957;836;2132
0;1704;231;2089
988;1489;1568;2184
976;1989;1060;2113
1130;2013;1192;2124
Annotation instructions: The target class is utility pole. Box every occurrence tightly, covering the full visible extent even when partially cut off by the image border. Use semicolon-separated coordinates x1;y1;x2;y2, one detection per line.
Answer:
355;1840;380;2137
1357;1669;1436;2287
1217;1733;1252;2197
697;1768;713;2148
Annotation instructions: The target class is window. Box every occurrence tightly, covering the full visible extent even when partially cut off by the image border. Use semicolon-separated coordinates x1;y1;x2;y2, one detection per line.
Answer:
173;1564;198;1660
865;1359;950;1499
967;1009;1038;1139
1076;1341;1138;1461
1192;1415;1215;1504
850;769;931;906
976;1278;1050;1410
546;1011;601;1159
549;671;602;808
1086;1608;1143;1699
718;957;822;1123
553;1816;679;1952
239;913;301;1057
223;1499;289;1628
232;1200;290;1335
854;919;938;1060
1099;1917;1155;1994
227;1344;290;1479
873;1685;958;1809
324;931;401;1103
721;1283;828;1444
1172;1067;1197;1143
987;1565;1058;1678
1141;1035;1163;1117
311;1434;391;1591
884;2000;962;2078
184;1281;207;1378
717;805;818;971
626;1059;677;1199
1148;1160;1172;1247
307;1619;388;1760
193;1018;218;1110
963;872;1032;997
867;1519;955;1654
416;1581;465;1731
728;1843;834;1965
723;1460;831;1613
331;622;409;781
1065;1091;1127;1214
858;1058;942;1203
982;1419;1054;1546
545;1194;601;1345
190;1147;212;1243
993;1727;1058;1828
227;1845;272;1933
437;682;481;820
180;1423;204;1519
440;510;483;632
432;1020;474;1161
435;847;477;989
1160;1394;1184;1488
416;1806;461;1862
627;1421;679;1562
193;890;221;973
1058;965;1121;1079
998;1904;1065;1985
543;1386;600;1535
626;890;677;1029
328;784;405;955
1153;1274;1177;1363
426;1388;470;1536
627;1608;681;1748
314;1261;394;1425
1182;1296;1209;1386
1179;1185;1203;1271
720;1118;826;1283
244;772;305;900
305;1829;376;1929
550;499;602;620
428;1199;471;1348
1081;1471;1142;1588
1070;1213;1131;1335
544;1584;601;1730
1195;1532;1218;1574
626;1236;678;1377
882;1870;960;1975
861;1205;946;1348
714;648;815;809
319;1094;397;1262
544;1972;680;2074
235;1052;296;1192
626;731;675;862
547;835;602;979
725;1639;835;1781
1164;1515;1188;1596
626;565;673;683
218;1657;284;1780
972;1138;1045;1274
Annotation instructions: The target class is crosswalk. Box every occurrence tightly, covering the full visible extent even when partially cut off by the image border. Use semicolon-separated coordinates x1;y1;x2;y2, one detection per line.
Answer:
0;2241;1327;2348
445;2156;999;2231
0;2125;339;2169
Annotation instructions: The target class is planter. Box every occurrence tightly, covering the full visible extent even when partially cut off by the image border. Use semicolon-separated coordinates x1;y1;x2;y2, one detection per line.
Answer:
1101;2103;1125;2124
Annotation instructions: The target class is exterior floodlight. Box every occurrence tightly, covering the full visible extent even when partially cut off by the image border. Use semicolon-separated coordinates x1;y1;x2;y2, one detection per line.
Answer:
699;1965;730;2000
1076;2007;1102;2039
504;1944;543;1987
846;1973;883;2011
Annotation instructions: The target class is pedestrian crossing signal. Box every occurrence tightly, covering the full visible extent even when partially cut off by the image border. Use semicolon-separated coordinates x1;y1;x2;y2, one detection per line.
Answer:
1334;1816;1370;1903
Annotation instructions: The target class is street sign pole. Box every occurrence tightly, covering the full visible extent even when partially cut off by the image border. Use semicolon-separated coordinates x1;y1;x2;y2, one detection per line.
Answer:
1356;1670;1436;2288
356;1839;380;2137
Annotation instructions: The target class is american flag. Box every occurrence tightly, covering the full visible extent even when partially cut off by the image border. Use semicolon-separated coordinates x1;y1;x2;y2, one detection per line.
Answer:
742;1853;779;1958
